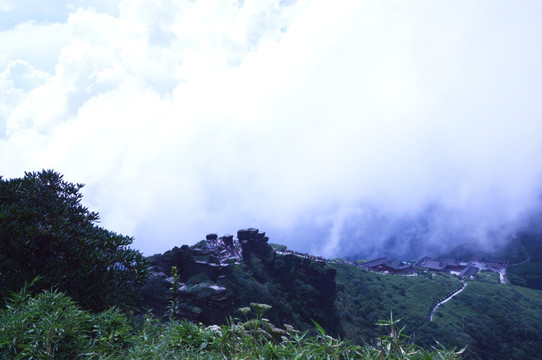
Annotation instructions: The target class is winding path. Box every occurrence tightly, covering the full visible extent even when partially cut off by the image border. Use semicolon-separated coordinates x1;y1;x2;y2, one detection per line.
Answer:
429;281;467;321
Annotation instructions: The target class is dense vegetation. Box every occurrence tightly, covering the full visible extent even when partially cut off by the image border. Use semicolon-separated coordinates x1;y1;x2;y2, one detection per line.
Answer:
220;251;342;336
0;170;148;311
0;286;462;359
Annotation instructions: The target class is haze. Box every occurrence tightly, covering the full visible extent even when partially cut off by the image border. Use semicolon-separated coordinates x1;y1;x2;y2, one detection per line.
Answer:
1;0;542;258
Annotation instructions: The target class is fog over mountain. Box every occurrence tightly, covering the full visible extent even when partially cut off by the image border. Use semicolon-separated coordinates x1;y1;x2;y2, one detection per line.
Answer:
1;0;542;258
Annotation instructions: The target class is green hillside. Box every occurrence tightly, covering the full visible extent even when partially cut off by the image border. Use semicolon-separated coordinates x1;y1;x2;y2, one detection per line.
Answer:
332;262;462;341
427;280;542;359
507;232;542;290
332;263;542;359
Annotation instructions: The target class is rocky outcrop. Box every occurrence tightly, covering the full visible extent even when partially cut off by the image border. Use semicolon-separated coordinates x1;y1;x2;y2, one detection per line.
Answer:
146;245;228;283
139;229;342;336
176;283;233;324
221;235;234;247
238;228;274;266
230;228;341;335
138;269;171;316
206;233;218;241
139;244;233;322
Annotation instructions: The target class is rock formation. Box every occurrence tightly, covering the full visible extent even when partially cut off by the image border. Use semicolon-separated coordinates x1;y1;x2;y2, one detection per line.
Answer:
139;229;342;337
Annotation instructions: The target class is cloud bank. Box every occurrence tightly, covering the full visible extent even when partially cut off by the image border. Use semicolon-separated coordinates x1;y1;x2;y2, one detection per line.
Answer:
1;0;542;258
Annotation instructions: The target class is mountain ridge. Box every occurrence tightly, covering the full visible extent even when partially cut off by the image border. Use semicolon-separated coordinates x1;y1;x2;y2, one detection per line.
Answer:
140;228;542;359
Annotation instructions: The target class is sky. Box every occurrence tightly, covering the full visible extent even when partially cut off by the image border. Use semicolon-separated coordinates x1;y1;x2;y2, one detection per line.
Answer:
1;0;542;258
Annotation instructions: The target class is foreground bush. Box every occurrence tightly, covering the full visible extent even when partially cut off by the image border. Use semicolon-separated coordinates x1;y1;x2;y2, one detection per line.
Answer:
0;170;148;311
0;290;463;359
0;285;133;359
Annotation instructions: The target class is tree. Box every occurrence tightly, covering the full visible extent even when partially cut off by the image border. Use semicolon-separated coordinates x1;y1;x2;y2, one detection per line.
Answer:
0;170;149;311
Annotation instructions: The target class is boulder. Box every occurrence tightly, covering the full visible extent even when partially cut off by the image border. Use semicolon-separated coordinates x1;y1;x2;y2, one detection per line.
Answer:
177;283;234;324
238;228;273;264
222;235;234;247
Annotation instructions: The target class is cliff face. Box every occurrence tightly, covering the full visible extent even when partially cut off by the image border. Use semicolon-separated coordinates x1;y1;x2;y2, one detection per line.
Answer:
139;229;342;336
138;244;234;323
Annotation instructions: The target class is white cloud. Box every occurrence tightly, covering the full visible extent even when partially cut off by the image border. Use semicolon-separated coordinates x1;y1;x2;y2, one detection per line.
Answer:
1;0;542;258
0;0;120;30
0;3;11;13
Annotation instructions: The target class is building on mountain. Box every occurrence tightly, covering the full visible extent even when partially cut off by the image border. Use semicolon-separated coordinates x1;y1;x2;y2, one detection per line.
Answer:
415;257;469;272
440;258;464;272
459;266;479;279
360;257;412;274
415;258;448;271
359;257;388;270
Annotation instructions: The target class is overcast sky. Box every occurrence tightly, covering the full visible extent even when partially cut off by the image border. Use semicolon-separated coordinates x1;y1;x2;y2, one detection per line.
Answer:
2;0;542;258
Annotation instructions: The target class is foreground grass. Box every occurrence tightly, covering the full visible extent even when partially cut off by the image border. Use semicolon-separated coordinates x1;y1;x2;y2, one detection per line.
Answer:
0;288;463;359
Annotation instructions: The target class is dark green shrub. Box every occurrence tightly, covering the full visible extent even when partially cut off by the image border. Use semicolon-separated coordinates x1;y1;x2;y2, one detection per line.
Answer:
186;273;211;285
0;170;149;311
90;307;134;355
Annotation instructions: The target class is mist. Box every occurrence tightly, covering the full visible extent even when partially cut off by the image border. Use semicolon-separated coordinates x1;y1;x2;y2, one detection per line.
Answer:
1;0;542;258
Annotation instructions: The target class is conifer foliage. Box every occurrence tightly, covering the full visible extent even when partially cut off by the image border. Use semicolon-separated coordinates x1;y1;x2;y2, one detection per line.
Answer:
0;170;148;311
